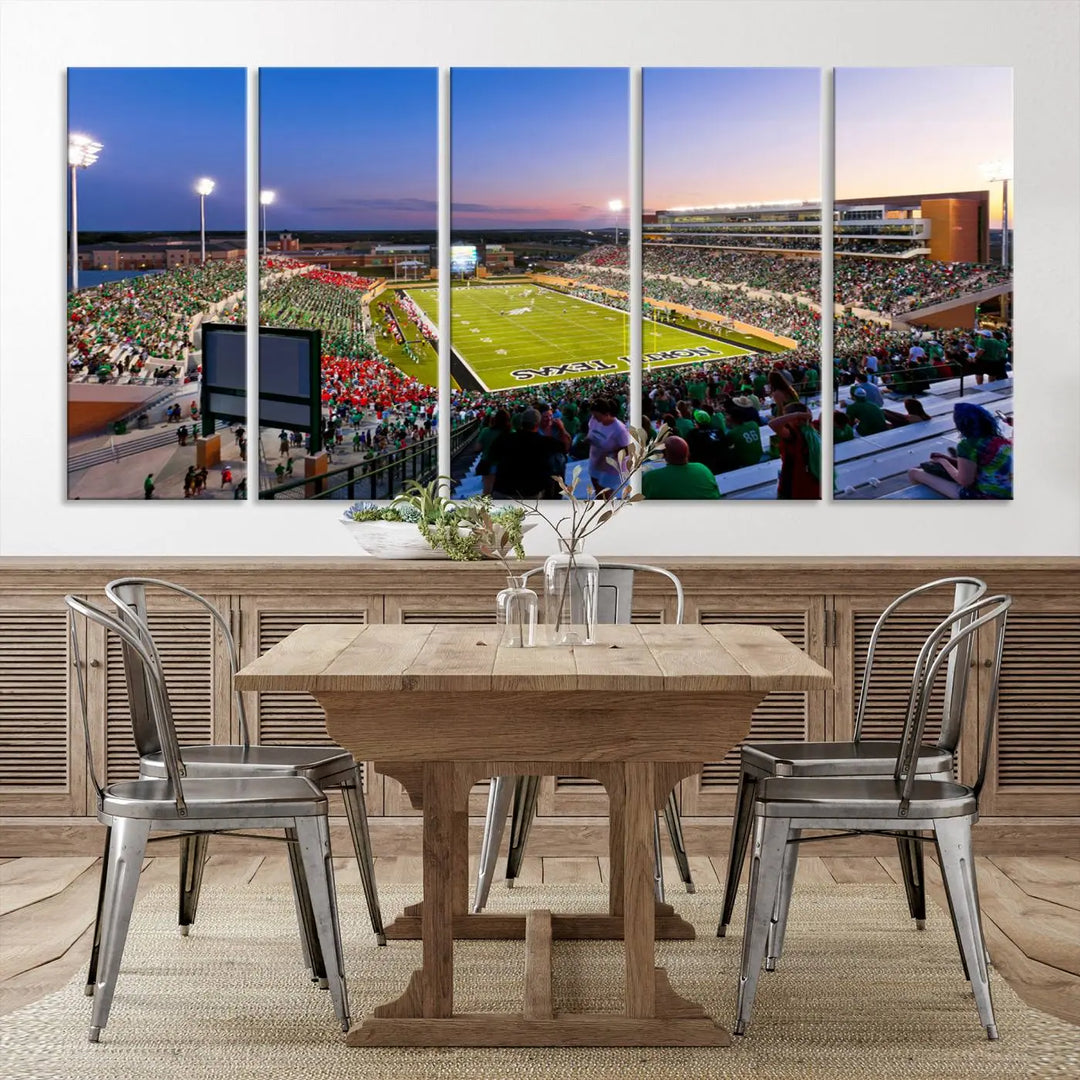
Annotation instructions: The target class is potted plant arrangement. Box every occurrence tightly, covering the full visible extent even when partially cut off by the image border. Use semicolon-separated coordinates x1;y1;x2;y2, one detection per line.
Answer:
341;479;531;561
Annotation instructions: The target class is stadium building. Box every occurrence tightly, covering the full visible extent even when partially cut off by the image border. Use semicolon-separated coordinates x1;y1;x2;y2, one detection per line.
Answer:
644;190;990;262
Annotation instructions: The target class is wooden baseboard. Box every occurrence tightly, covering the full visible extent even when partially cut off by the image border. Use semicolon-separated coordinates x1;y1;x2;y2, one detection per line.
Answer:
1;816;1076;858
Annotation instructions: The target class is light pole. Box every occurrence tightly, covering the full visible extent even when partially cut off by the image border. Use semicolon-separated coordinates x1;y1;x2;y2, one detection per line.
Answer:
68;133;103;292
979;160;1012;267
608;198;624;246
259;189;276;258
195;177;215;264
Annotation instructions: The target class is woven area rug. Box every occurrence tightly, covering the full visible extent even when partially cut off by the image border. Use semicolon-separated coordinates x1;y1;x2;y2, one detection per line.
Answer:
2;880;1077;1080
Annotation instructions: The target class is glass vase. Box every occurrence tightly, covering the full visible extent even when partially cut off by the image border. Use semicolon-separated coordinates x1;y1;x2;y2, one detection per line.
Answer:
496;574;538;648
543;540;600;646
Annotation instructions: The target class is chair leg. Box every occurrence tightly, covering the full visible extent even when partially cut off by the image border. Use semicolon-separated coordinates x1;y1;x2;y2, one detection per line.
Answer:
84;825;112;995
473;775;516;913
765;827;801;970
734;814;790;1037
663;789;695;894
340;770;386;944
896;832;927;929
295;816;350;1033
286;827;325;985
88;816;151;1043
505;775;541;887
653;811;665;904
177;832;209;935
719;768;758;937
934;817;997;1040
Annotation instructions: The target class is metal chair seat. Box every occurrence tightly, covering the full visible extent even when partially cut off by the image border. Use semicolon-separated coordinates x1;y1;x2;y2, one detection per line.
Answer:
100;577;384;951
734;593;1011;1042
718;576;987;940
140;744;356;780
66;595;350;1044
756;776;977;819
101;776;328;820
743;740;952;778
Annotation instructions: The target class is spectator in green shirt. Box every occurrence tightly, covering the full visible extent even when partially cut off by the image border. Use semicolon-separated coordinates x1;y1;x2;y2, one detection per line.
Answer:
723;397;766;470
846;386;889;436
642;436;721;500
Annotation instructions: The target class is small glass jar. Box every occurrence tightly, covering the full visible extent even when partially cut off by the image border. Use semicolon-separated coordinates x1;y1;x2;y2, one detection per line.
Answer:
543;540;600;646
496;574;538;648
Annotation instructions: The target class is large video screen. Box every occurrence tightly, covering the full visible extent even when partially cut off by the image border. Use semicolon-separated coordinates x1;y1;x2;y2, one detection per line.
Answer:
450;245;478;274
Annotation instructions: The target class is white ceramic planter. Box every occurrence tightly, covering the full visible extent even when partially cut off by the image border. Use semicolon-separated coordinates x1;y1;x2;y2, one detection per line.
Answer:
340;520;445;559
341;518;536;560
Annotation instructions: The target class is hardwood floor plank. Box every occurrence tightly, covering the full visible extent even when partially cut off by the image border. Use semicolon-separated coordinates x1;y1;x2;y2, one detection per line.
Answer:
374;856;424;885
0;857;97;916
543;857;601;886
972;857;1080;976
989;856;1080;911
200;854;265;888
0;921;95;1016
0;863;101;981
793;857;836;885
924;860;1080;1028
823;857;894;884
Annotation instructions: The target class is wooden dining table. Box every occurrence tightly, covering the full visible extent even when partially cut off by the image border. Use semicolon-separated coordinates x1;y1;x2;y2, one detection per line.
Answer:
234;621;831;1048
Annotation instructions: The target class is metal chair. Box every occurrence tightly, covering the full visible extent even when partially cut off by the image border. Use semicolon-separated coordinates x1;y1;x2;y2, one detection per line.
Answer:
473;562;693;912
734;592;1011;1040
66;595;349;1043
718;576;987;939
83;577;382;999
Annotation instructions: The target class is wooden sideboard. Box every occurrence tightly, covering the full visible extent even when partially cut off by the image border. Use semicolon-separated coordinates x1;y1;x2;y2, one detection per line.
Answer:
1;557;1077;856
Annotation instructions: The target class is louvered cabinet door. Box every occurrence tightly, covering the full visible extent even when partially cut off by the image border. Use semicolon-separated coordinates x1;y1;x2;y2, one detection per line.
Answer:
100;594;233;786
239;596;382;815
678;595;827;816
382;596;498;817
978;601;1080;816
832;593;977;785
0;594;87;815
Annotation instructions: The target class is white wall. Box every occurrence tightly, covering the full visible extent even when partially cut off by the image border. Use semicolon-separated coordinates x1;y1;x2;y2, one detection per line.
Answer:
1;0;1077;557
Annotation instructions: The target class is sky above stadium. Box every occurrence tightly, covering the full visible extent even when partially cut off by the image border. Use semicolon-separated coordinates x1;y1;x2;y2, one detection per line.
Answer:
67;68;246;231
645;68;820;210
260;68;437;230
452;68;628;230
645;66;1013;229
836;67;1013;228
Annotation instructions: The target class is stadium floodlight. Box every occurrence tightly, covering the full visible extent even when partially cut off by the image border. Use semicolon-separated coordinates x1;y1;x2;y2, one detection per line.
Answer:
608;198;625;246
195;178;216;264
68;134;103;292
260;189;276;258
979;160;1012;267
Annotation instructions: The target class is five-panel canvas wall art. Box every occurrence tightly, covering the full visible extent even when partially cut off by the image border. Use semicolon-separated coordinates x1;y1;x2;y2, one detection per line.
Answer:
66;67;1013;503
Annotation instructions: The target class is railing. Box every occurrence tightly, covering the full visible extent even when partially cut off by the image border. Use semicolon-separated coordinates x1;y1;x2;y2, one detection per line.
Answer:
68;419;229;473
833;362;974;403
260;419;482;500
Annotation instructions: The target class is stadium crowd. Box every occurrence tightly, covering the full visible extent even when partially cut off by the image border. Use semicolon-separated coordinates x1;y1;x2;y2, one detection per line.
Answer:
67;259;247;379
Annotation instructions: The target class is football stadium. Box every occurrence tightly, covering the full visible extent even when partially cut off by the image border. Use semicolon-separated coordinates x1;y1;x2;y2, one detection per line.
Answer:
408;282;755;392
67;196;1011;501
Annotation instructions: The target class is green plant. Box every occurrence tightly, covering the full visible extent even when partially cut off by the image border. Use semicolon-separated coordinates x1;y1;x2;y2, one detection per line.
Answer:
343;480;529;562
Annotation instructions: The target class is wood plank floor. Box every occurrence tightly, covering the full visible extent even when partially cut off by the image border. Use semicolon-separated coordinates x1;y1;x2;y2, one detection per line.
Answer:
1;854;1076;1026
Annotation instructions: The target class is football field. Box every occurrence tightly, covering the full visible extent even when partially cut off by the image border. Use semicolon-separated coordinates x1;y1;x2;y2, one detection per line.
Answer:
406;283;753;392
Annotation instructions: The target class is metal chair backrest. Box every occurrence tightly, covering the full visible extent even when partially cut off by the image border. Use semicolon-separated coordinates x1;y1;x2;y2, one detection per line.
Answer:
855;576;987;752
105;577;250;750
65;594;189;815
522;562;685;625
894;593;1011;810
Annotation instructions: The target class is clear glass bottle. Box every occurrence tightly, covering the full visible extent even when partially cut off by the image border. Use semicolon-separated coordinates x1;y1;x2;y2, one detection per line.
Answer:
543;540;600;646
496;574;538;648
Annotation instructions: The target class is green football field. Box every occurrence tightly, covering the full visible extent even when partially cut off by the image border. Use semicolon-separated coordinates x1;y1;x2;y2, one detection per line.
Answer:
406;283;752;392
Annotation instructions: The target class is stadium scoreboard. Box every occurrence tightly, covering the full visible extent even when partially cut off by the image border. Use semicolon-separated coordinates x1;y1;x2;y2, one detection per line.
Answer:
450;245;478;275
